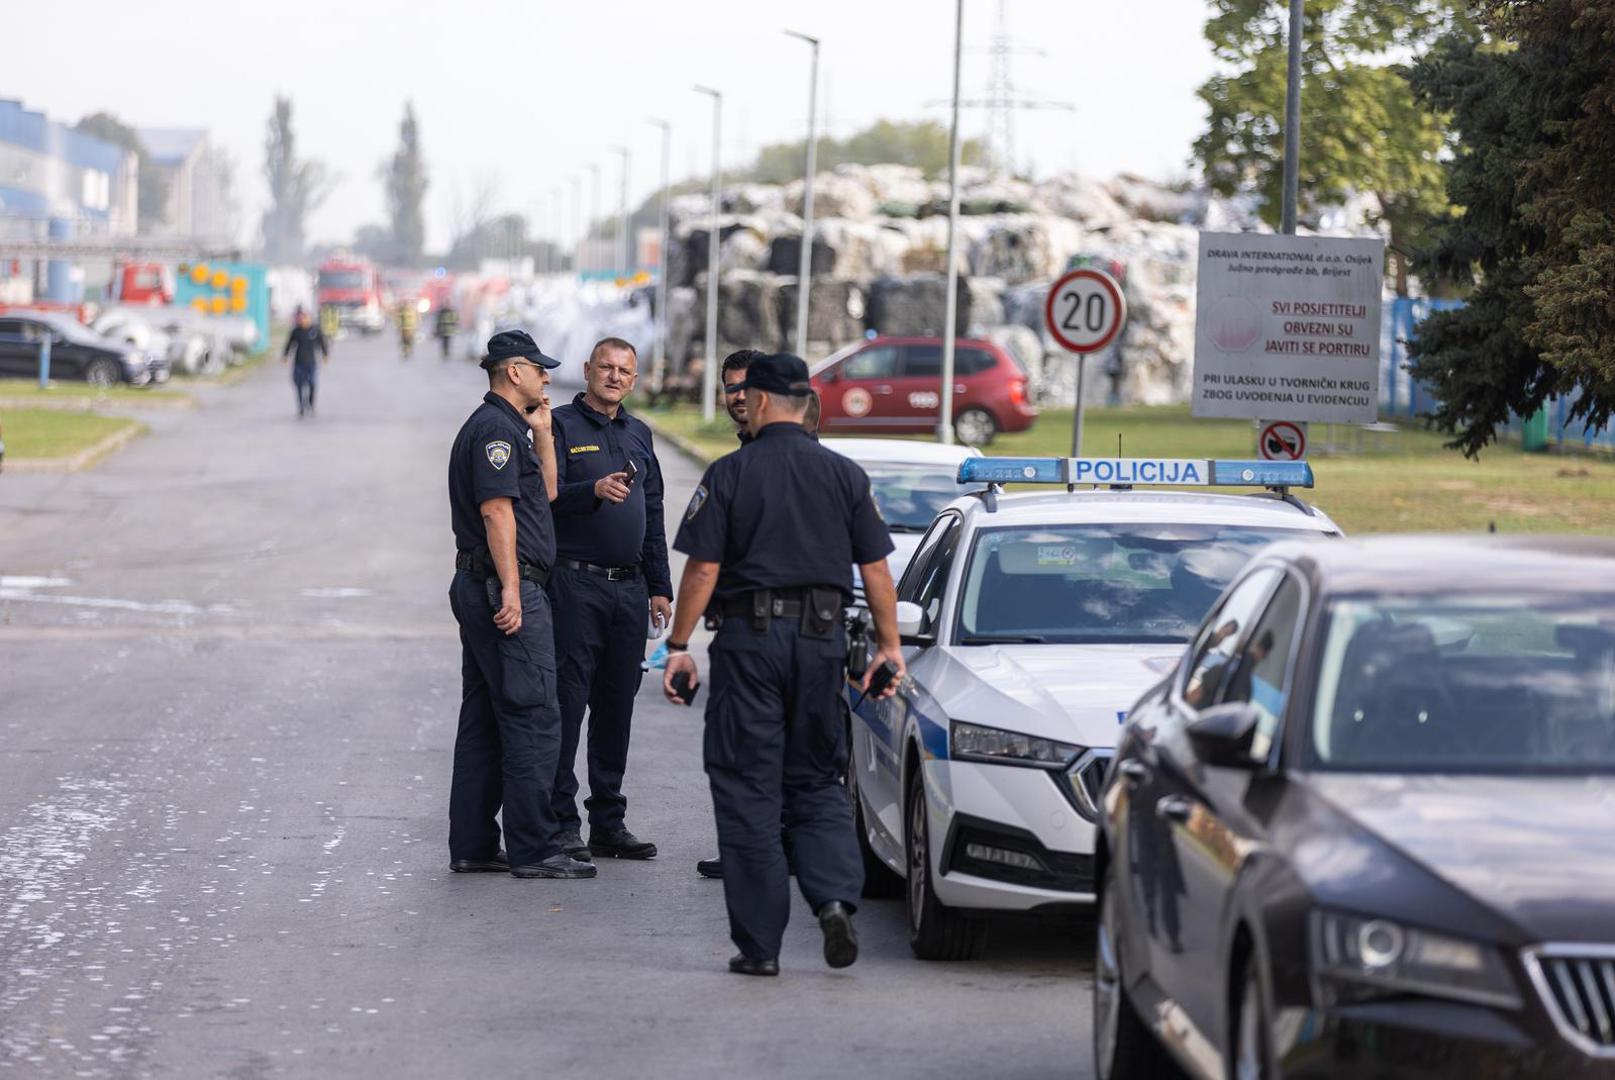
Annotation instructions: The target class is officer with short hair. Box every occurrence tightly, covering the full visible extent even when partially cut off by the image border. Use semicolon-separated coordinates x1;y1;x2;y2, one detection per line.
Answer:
694;347;768;880
446;329;596;881
546;336;670;862
663;352;906;976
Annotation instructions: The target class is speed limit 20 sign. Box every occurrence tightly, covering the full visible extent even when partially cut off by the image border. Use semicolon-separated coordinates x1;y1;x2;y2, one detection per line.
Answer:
1045;268;1126;354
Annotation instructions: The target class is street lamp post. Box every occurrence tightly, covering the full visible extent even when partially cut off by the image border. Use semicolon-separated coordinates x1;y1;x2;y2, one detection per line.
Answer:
785;29;820;358
612;145;632;278
571;174;583;277
693;84;723;423
586;162;602;275
938;0;966;444
1281;0;1304;235
648;118;672;390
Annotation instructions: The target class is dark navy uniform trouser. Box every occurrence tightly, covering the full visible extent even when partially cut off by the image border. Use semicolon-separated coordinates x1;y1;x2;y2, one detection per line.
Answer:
705;616;864;961
546;565;647;832
448;573;563;867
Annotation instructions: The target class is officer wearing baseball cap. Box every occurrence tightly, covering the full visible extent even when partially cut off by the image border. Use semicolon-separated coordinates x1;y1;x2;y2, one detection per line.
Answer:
446;329;596;880
663;352;906;976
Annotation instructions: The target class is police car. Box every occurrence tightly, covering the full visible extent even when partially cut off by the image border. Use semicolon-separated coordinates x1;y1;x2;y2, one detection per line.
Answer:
845;456;1341;959
821;438;984;586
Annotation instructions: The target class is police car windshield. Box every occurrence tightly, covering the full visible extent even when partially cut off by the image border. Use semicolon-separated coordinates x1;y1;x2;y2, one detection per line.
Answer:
1310;594;1615;773
866;466;980;532
956;523;1312;645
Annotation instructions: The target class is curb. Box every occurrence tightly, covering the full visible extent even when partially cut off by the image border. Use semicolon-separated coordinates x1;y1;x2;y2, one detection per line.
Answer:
642;415;718;468
0;393;195;413
5;419;147;474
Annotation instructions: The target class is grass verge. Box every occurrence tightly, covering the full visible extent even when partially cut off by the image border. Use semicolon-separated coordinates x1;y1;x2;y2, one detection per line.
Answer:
639;403;1615;535
0;378;190;405
3;409;145;460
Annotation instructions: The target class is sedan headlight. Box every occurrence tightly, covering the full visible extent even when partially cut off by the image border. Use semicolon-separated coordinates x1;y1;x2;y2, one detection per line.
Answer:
1311;910;1520;1009
950;721;1082;769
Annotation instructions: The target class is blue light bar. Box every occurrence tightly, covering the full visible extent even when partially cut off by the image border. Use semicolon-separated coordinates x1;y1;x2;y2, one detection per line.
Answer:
957;457;1067;484
1209;460;1315;489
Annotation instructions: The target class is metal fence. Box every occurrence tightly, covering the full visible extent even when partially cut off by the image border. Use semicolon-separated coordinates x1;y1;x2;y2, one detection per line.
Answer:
1381;297;1615;451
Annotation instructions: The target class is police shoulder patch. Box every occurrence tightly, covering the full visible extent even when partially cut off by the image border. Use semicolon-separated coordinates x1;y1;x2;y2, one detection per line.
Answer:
684;484;709;523
485;440;513;470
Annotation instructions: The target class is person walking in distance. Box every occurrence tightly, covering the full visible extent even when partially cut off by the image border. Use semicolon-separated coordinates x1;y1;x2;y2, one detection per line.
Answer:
446;330;596;881
545;337;671;863
663;352;905;976
281;307;328;418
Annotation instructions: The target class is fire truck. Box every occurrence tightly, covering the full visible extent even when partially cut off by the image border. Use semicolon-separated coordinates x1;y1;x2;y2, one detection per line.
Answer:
315;254;386;335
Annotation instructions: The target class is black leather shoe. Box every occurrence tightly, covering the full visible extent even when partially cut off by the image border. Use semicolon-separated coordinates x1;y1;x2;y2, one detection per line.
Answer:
696;857;723;879
588;828;657;860
556;829;592;862
728;954;779;977
818;901;859;969
510;854;598;879
450;850;510;874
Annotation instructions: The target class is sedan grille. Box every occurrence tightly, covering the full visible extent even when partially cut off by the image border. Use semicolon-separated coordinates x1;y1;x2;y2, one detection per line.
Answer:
1527;948;1615;1057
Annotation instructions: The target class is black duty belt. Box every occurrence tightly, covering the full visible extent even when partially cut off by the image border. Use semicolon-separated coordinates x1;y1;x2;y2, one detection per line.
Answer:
718;589;810;619
555;557;639;582
455;550;550;587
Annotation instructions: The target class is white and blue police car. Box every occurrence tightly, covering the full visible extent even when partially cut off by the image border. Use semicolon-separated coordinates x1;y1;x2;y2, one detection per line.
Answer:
846;456;1341;959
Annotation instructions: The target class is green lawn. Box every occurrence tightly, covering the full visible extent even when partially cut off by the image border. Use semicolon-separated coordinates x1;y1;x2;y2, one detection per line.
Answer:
2;409;144;459
639;403;1615;535
0;378;190;403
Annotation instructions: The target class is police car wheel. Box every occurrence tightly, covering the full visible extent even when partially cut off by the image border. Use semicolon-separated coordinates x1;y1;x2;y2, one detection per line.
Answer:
844;722;903;899
904;771;986;961
1094;859;1179;1079
953;408;997;447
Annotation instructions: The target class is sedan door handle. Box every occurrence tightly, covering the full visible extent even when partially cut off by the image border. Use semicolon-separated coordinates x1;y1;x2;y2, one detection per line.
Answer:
1117;759;1150;785
1156;796;1193;822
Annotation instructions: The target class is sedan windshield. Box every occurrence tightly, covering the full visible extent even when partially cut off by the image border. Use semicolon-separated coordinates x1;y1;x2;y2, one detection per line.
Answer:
1311;594;1615;772
955;523;1314;644
867;465;977;532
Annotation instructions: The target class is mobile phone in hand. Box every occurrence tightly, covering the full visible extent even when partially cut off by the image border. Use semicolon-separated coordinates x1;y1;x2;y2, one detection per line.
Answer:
671;670;699;705
623;459;639;488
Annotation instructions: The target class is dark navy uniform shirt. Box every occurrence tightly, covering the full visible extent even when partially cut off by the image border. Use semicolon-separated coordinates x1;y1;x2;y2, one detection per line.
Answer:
673;421;893;601
550;394;672;597
448;391;556;569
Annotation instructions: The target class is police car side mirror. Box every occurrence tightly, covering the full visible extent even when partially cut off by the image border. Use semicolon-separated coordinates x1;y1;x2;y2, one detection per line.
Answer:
1185;703;1262;769
896;600;931;646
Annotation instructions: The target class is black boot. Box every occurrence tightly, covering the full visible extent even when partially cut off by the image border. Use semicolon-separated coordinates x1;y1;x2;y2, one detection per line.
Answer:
818;901;859;969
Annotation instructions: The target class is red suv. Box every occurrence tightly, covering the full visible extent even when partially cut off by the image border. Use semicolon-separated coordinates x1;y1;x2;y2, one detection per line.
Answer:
810;336;1036;445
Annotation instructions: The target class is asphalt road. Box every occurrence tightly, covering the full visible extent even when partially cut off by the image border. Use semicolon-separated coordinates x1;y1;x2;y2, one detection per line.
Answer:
0;334;1094;1078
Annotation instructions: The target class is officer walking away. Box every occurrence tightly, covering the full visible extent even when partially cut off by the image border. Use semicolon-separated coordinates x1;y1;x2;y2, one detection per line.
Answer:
281;307;329;418
663;352;906;976
447;329;596;880
547;337;671;863
435;300;461;361
695;346;766;880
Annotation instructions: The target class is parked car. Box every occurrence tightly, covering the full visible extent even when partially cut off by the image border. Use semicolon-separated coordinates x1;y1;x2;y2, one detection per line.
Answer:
821;437;983;585
0;312;169;387
811;336;1036;446
1094;534;1615;1080
844;457;1339;960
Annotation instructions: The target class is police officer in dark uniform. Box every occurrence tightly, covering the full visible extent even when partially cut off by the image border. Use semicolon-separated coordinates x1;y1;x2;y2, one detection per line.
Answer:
663;352;907;976
447;329;596;881
546;336;670;862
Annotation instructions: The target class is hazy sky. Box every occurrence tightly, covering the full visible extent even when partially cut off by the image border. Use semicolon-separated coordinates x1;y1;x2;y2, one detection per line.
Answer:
10;0;1220;251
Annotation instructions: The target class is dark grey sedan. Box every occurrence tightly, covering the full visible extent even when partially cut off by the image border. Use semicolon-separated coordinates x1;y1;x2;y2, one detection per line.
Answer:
1094;535;1615;1080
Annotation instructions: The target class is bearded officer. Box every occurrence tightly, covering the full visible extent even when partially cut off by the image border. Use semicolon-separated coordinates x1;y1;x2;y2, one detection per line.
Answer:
545;337;670;863
663;352;905;976
446;329;596;881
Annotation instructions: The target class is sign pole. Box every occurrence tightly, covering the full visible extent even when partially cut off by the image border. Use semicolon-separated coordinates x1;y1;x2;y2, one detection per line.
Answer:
1070;356;1086;455
937;0;965;445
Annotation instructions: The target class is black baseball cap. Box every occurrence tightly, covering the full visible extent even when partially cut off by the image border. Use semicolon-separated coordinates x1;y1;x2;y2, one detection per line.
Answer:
481;329;560;370
730;352;812;396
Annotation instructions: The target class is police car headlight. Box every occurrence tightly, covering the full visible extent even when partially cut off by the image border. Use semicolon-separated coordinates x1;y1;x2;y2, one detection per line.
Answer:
1311;910;1520;1009
950;721;1083;770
